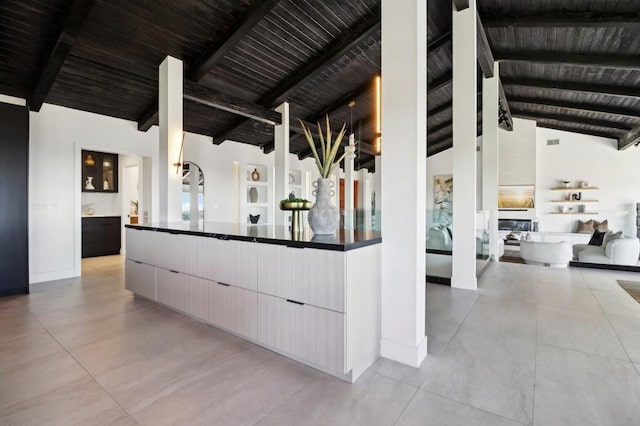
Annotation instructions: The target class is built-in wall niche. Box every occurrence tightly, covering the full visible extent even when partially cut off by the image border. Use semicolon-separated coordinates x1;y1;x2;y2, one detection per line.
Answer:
246;163;268;184
246;185;268;204
240;162;272;225
82;150;118;193
288;169;303;198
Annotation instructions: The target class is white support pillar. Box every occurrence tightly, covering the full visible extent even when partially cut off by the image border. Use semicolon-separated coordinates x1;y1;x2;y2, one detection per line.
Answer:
274;102;290;227
452;0;478;290
374;155;381;230
482;62;500;260
344;134;356;229
380;0;427;367
189;163;200;224
359;168;372;230
158;55;183;223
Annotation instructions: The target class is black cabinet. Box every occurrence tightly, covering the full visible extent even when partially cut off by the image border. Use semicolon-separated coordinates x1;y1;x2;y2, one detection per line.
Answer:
82;217;122;258
0;103;29;296
82;150;118;193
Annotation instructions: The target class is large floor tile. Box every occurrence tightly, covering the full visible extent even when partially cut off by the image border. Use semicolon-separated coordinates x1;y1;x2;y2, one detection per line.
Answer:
537;306;629;360
462;295;537;342
537;282;602;313
396;389;523;426
477;275;538;304
0;350;90;410
129;350;313;425
0;377;135;426
592;289;640;318
0;328;65;374
426;285;478;331
421;327;535;425
534;344;640;426
537;268;588;288
606;314;640;363
256;371;417;426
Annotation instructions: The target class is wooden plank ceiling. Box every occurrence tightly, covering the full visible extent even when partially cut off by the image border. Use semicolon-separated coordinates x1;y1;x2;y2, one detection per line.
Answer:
1;0;639;172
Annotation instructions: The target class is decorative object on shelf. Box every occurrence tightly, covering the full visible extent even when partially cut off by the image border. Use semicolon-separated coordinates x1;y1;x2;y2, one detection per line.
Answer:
562;180;571;188
581;181;589;188
249;213;260;224
578;204;586;213
299;115;348;234
560;205;568;213
85;176;95;190
289;172;295;184
289;191;295;199
249;187;258;203
532;218;539;232
251;168;260;181
103;179;109;190
84;154;95;166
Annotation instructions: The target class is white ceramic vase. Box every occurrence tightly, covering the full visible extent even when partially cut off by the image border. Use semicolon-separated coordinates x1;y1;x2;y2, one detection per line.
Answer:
308;178;339;235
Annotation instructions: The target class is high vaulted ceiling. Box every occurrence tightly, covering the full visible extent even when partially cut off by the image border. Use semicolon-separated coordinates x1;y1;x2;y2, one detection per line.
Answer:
1;0;639;172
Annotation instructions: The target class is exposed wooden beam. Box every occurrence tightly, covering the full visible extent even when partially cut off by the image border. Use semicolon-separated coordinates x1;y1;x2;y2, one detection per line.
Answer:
512;109;633;131
503;78;640;100
428;72;452;95
509;96;640;119
453;0;470;11
532;121;623;141
428;31;451;54
306;80;374;125
495;52;640;71
137;102;158;131
483;13;640;29
212;9;381;144
476;13;495;78
183;81;281;125
619;126;640;151
29;0;96;111
428;120;452;135
498;80;513;131
359;157;376;171
187;0;282;82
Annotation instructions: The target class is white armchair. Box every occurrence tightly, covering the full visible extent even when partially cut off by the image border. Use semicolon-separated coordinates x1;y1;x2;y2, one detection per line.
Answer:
520;240;572;267
578;238;640;266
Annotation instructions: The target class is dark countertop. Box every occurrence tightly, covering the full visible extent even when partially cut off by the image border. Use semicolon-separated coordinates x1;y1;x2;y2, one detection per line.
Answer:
125;222;381;252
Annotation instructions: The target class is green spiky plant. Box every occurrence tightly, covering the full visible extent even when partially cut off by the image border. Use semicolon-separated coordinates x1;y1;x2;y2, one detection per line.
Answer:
299;115;350;178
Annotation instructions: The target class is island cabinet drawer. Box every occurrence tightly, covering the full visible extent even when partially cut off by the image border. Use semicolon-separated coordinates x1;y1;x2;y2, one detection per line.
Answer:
125;260;156;300
257;293;346;374
195;237;257;291
209;281;257;340
126;228;163;266
161;232;198;276
256;244;345;312
156;268;193;315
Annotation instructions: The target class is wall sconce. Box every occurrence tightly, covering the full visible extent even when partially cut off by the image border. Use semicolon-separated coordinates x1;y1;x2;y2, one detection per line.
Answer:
374;75;381;154
173;132;185;174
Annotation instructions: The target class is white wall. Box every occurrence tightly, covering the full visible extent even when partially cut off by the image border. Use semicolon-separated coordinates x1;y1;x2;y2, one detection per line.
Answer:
536;127;640;237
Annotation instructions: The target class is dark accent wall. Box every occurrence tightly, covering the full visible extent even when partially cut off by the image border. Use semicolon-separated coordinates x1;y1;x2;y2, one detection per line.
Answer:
0;102;29;296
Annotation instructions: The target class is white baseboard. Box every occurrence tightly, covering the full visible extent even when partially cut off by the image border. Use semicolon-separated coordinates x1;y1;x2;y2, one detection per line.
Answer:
380;335;428;368
29;268;79;284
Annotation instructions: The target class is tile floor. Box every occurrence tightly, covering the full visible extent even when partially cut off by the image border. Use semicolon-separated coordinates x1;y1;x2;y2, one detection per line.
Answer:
1;256;640;425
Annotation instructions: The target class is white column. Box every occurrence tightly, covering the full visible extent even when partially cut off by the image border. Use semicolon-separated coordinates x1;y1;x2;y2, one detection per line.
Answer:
274;102;290;226
380;0;427;367
344;135;356;229
158;55;183;223
451;0;478;290
189;163;200;224
360;168;373;230
482;62;500;260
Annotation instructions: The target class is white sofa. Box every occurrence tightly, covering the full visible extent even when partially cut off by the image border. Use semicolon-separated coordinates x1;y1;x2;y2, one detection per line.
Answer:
520;240;572;267
574;238;640;266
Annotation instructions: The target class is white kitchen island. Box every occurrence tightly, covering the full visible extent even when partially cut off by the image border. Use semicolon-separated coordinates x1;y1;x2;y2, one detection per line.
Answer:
125;222;382;382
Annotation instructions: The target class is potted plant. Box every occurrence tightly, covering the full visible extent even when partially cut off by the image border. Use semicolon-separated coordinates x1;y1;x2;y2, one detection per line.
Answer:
298;116;350;234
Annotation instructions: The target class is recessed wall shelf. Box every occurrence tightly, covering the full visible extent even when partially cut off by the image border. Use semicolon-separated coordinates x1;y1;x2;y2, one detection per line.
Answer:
551;200;598;203
551;187;599;191
550;212;599;215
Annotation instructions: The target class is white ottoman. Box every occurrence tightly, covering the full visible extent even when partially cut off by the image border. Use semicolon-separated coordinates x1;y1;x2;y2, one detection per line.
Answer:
520;240;572;267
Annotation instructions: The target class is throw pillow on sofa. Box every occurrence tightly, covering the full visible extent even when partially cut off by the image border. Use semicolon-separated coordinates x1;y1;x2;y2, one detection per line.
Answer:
596;219;609;232
577;219;595;233
588;229;607;246
603;231;622;246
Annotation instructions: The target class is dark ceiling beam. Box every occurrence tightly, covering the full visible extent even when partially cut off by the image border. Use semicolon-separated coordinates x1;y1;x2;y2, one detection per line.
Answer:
533;121;623;141
503;78;640;100
476;13;494;78
188;0;282;82
618;127;640;151
428;72;452;94
359;157;376;171
495;52;640;71
498;80;513;131
483;13;640;29
428;120;452;135
306;80;373;125
453;0;470;11
29;0;96;111
509;96;640;119
511;109;633;131
212;8;381;144
183;81;281;125
138;0;282;131
428;31;451;54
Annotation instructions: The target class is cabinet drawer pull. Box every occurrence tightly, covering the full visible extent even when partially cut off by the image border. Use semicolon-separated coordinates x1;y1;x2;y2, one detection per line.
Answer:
217;282;230;287
286;245;305;249
169;269;180;274
286;299;305;306
133;260;143;265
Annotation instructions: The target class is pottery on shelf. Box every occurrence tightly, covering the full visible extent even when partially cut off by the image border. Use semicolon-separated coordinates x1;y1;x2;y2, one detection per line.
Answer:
85;176;95;190
251;168;260;181
249;187;258;203
308;178;339;235
103;179;109;190
249;213;260;224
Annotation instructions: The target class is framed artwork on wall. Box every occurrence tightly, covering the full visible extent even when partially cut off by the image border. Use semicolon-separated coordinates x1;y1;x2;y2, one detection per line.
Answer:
498;185;535;208
434;174;453;225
